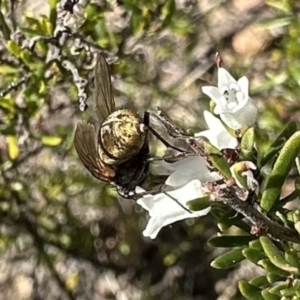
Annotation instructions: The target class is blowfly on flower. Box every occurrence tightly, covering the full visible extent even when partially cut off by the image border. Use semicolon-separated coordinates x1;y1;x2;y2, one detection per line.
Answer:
74;54;150;198
74;54;186;198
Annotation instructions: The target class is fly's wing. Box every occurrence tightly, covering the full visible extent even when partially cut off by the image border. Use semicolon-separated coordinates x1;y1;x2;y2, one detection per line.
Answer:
94;54;115;125
74;121;115;182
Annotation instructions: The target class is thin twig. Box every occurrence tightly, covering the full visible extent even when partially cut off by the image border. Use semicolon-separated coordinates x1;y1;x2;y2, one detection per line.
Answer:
223;196;300;244
0;74;29;97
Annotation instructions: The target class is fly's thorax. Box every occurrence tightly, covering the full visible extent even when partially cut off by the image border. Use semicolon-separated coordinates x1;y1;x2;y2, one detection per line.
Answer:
98;145;116;166
99;109;147;164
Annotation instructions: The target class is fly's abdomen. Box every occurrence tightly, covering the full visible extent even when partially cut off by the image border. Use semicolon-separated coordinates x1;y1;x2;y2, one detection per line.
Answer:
100;109;147;164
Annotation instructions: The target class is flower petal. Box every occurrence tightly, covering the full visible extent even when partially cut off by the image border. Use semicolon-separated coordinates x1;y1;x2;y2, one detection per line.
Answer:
237;76;249;98
202;68;257;130
202;86;224;106
151;161;174;175
195;111;238;150
165;156;221;187
220;99;257;129
218;68;237;88
137;180;211;239
219;113;242;130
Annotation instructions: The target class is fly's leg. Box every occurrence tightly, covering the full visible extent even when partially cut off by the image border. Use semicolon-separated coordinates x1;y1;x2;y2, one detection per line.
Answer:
143;111;187;153
146;109;191;139
147;152;197;163
146;109;217;156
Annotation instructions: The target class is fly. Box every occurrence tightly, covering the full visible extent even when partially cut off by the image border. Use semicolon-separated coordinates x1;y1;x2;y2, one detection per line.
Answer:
74;54;149;197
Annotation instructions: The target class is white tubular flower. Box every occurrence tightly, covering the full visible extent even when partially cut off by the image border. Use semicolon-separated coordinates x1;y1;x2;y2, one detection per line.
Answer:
194;111;238;150
202;68;257;130
137;180;211;239
155;156;222;187
135;157;220;239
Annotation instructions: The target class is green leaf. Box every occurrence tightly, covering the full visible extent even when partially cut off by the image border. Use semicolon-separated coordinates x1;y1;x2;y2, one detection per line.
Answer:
249;275;268;288
210;207;227;219
231;161;254;189
242;248;267;264
197;137;232;179
129;5;145;34
39;80;47;94
295;221;300;234
249;240;264;252
238;280;264;300
217;209;251;233
0;64;18;75
266;273;284;283
7;136;19;160
261;289;281;300
265;1;292;12
249;239;264;252
49;0;58;25
20;51;32;67
280;279;300;297
260;236;299;274
296;158;300;175
260;131;300;212
259;121;297;167
240;127;255;160
161;0;175;26
284;250;300;270
41;136;62;146
208;235;255;248
186;196;210;211
275;210;291;227
49;0;59;10
0;98;16;112
39;15;53;35
211;248;245;269
275;190;298;210
296;177;300;198
0;10;11;39
258;259;290;277
25;16;41;27
268;283;287;295
7;41;22;57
